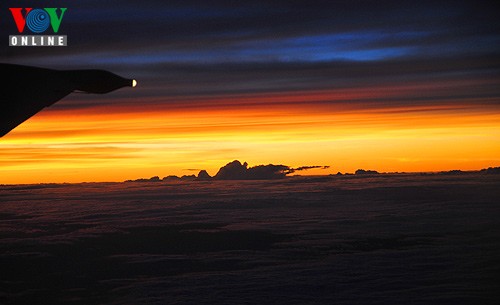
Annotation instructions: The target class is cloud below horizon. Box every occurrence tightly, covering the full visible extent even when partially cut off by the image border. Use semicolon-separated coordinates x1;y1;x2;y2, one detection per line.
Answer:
1;1;499;184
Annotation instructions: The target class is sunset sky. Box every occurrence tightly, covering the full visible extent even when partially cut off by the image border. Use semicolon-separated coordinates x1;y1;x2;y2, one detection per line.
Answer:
1;0;499;184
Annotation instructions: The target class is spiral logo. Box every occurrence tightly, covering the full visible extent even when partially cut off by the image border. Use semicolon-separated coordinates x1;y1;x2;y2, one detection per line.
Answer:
9;7;68;46
26;9;50;33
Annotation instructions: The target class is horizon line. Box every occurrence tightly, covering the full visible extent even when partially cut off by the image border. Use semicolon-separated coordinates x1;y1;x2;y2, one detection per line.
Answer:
2;166;499;186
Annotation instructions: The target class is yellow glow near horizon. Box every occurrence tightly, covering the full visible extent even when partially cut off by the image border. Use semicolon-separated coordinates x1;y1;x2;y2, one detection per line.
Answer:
1;93;500;184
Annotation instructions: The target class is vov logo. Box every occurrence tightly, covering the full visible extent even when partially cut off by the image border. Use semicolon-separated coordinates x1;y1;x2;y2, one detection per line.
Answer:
9;8;68;47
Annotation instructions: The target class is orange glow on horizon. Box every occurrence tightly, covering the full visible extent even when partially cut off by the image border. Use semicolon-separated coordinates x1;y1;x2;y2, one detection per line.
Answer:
2;87;500;184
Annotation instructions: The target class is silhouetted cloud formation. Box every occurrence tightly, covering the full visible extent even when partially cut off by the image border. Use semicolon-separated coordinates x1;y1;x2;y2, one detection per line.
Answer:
355;169;380;175
213;160;330;180
214;160;289;180
197;170;212;180
126;176;161;183
125;160;330;182
480;167;500;175
126;161;499;183
289;165;330;174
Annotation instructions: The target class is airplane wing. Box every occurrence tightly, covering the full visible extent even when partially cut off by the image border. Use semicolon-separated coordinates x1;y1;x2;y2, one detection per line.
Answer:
0;63;135;137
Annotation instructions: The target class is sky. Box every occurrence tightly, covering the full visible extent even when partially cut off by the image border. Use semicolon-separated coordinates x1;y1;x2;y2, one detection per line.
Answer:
1;0;500;184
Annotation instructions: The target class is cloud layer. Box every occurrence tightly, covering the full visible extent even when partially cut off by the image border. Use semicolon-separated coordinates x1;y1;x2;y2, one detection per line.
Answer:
1;1;499;184
2;1;499;107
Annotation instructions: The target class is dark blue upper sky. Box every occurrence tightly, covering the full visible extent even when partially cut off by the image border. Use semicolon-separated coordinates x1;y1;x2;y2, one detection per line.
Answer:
1;0;499;105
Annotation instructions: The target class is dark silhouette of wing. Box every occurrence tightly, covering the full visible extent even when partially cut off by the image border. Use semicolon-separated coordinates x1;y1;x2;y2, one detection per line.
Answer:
1;63;135;137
